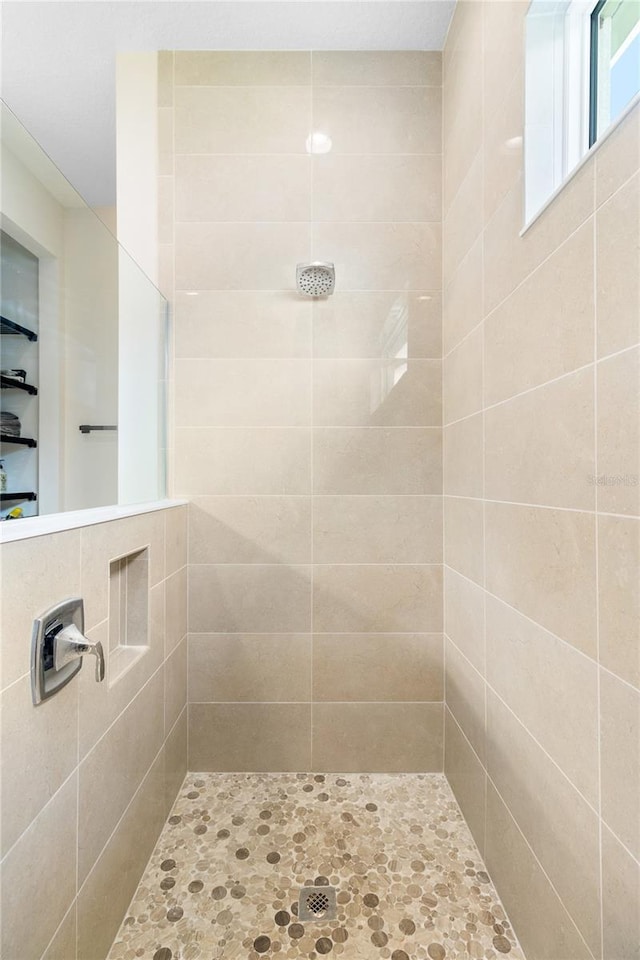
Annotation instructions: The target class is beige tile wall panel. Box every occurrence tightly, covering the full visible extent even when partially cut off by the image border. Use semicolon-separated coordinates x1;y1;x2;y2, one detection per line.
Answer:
188;633;312;703
443;325;483;424
600;670;640;861
601;825;640;960
443;238;483;355
174;51;312;86
444;566;485;672
312;633;443;702
444;637;486;764
312;702;444;772
188;703;312;771
41;907;77;960
595;102;640;206
443;413;484;499
444;496;484;586
596;171;640;357
312;51;442;86
189;496;312;565
443;708;486;854
483;69;524;222
598;514;640;689
596;345;640;516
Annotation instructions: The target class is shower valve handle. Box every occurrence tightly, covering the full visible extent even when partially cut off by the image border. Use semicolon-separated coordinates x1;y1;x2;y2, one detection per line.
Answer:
54;622;105;682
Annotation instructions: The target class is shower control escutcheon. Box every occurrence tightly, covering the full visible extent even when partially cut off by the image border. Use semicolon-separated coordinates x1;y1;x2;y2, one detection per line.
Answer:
31;597;105;705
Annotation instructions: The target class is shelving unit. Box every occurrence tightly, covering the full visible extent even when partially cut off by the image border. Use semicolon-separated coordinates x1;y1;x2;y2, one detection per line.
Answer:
0;492;37;503
0;374;38;395
0;315;38;342
0;434;38;450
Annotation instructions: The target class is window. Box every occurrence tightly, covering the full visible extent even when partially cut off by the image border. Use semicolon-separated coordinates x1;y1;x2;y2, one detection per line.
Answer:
525;0;640;224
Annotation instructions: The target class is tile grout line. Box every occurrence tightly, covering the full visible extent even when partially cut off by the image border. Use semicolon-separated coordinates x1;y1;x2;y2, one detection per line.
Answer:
310;52;315;771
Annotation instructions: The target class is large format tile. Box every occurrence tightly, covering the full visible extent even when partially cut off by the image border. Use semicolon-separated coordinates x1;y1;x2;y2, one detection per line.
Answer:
444;496;484;586
443;324;482;424
174;86;311;154
313;494;442;564
484;783;593;960
445;637;486;764
313;222;441;291
485;595;599;806
312;633;443;702
313;428;441;495
312;51;442;86
444;566;485;672
175;155;311;222
595;101;640;207
0;775;77;960
602;825;640;960
189;565;312;633
189;703;311;770
597;346;640;516
600;669;640;861
312;85;441;155
312;564;442;633
165;505;187;576
444;707;486;855
486;692;601;955
312;290;442;359
313;155;442;223
443;238;483;354
165;638;188;734
312;702;443;772
175;222;311;291
174;359;312;427
443;413;483;499
598;514;640;689
313;358;441;427
188;634;311;703
597;171;640;357
189;496;312;564
485;367;596;510
485;502;596;657
174;51;311;85
174;428;311;496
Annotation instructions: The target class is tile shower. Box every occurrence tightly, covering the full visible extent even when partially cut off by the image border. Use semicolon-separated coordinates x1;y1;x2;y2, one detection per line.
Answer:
1;4;639;960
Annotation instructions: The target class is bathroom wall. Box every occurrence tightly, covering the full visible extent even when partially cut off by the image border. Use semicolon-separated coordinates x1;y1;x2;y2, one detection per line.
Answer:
442;3;640;959
0;506;188;960
159;50;444;772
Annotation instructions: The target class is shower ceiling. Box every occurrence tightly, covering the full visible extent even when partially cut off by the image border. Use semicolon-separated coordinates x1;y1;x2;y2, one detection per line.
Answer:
0;0;455;207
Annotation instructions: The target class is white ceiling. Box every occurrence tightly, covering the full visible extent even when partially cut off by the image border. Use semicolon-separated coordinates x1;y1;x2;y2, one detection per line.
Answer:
1;1;455;206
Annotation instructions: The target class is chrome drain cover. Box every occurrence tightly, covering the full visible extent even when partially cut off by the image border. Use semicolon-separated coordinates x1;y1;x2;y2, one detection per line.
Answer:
298;885;337;922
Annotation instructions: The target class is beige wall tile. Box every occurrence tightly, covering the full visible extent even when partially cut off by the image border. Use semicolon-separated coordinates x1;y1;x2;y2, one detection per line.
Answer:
312;85;441;155
312;291;442;360
485;367;596;510
597;172;640;357
444;496;484;586
77;669;164;884
596;102;640;207
312;633;443;702
312;51;441;86
482;2;527;124
174;86;311;154
165;707;188;811
597;347;640;516
602;825;640;960
313;221;441;291
313;495;442;564
0;775;77;960
445;637;486;763
189;564;312;633
158;174;173;244
598;514;640;689
313;359;441;427
443;325;482;424
485;502;596;657
483;69;523;222
313;427;442;496
484;783;593;960
189;496;311;564
81;512;165;631
174;290;312;360
313;564;442;633
175;155;311;222
486;595;599;806
484;163;594;316
486;691;601;955
443;413;483;499
189;633;311;703
443;152;483;283
443;4;484;209
174;427;311;496
189;703;311;770
444;566;485;672
0;672;78;857
600;670;640;861
157;51;173;107
174;51;311;85
444;707;486;854
77;753;166;960
312;702;443;772
313;155;442;223
484;219;595;406
175;358;312;427
443;238;483;355
41;906;76;960
175;222;311;291
165;637;188;734
158;107;173;176
166;565;187;655
0;529;82;689
165;504;187;576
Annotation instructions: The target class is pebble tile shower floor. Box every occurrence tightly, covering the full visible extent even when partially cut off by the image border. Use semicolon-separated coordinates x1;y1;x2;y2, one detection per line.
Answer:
107;773;525;960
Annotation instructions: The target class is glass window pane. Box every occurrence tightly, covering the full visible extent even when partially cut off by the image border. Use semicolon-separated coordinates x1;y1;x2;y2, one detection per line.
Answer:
594;0;640;139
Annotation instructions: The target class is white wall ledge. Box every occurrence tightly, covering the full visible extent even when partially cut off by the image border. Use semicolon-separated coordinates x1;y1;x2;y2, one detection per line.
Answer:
0;499;187;544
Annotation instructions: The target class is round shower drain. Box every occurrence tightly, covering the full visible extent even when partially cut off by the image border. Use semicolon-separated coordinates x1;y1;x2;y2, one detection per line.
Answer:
306;892;330;917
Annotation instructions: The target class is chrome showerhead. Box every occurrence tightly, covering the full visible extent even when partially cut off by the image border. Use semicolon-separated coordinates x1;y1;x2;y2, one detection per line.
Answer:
296;261;335;297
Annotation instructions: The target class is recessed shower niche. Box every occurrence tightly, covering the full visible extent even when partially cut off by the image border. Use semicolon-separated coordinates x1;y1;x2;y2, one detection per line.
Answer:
108;546;149;683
